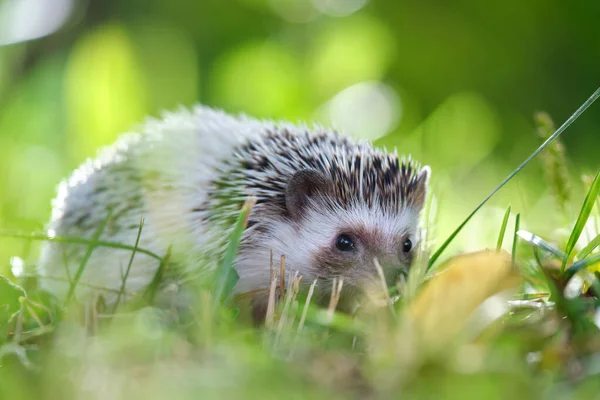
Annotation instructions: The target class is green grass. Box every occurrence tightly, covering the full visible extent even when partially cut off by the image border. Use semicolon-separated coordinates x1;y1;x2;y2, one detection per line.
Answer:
495;204;511;251
0;88;600;399
562;171;600;273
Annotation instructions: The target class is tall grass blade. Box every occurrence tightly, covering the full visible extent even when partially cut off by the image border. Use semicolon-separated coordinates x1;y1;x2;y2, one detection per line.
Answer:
142;246;171;305
213;197;256;306
65;210;113;304
576;233;600;260
512;213;520;266
427;87;600;270
296;279;318;335
561;170;600;273
496;205;511;251
0;231;164;262
112;217;144;312
373;258;396;318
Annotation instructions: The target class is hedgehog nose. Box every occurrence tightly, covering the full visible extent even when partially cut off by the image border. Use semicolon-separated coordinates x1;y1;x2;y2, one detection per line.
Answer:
374;252;402;269
372;254;405;285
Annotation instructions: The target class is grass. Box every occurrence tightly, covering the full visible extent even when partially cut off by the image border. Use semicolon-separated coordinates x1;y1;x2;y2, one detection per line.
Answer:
0;88;600;399
562;171;600;273
426;87;600;270
495;204;511;251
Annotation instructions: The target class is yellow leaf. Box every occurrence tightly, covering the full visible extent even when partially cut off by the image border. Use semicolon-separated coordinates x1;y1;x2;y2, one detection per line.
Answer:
409;250;521;351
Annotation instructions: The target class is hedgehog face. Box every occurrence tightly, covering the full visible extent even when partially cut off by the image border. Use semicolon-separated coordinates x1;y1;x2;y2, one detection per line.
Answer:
295;200;421;288
285;167;427;286
234;167;428;295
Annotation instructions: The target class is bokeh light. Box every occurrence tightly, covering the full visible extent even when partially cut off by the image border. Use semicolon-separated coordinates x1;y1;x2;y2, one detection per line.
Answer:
318;81;401;141
312;0;369;17
64;24;148;162
0;0;74;45
210;40;307;118
308;15;395;99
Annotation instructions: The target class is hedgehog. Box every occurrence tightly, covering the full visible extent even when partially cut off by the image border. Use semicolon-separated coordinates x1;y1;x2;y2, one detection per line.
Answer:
38;106;430;309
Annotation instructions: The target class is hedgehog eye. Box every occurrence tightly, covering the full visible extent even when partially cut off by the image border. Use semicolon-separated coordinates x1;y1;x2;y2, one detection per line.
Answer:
335;234;355;252
402;239;413;253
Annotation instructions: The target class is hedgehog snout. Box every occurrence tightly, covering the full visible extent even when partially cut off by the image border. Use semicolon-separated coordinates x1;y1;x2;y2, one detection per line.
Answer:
369;252;409;285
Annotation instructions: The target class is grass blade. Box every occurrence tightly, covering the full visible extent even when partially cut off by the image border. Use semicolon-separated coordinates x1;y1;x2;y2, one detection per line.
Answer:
296;279;318;335
496;205;511;251
112;217;144;312
65;210;113;305
142;246;172;305
427;87;600;270
0;231;164;262
576;233;600;260
512;213;520;266
561;170;600;273
563;253;600;279
517;230;567;259
213;197;256;306
373;258;396;318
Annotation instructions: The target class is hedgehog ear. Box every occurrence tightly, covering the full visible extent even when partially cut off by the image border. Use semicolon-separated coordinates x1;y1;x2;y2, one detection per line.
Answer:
411;166;430;209
285;169;332;220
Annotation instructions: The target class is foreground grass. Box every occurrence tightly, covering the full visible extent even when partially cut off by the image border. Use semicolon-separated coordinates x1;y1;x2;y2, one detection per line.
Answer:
0;89;599;399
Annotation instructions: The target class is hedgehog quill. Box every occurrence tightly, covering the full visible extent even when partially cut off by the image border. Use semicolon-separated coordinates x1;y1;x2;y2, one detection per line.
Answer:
38;106;430;309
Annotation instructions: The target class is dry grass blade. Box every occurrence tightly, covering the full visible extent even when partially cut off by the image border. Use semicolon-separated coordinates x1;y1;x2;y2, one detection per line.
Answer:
269;249;273;279
289;278;317;359
327;278;344;318
297;279;318;335
320;278;344;341
265;267;278;328
275;271;301;347
280;255;286;300
373;257;396;317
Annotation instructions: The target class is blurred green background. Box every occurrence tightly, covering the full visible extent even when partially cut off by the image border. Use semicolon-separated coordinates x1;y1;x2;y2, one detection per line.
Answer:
0;0;599;269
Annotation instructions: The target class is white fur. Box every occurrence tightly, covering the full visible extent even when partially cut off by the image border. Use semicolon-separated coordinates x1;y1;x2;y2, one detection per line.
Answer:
38;107;267;302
